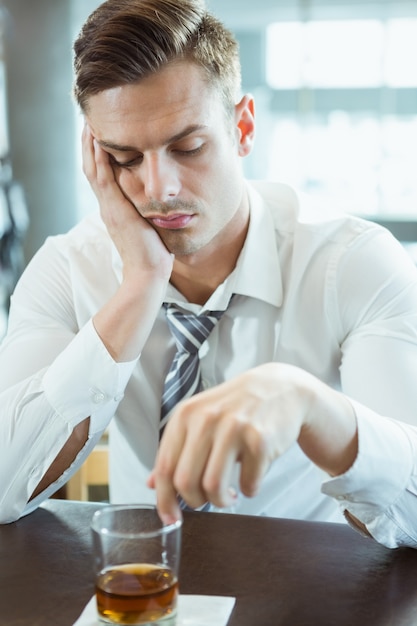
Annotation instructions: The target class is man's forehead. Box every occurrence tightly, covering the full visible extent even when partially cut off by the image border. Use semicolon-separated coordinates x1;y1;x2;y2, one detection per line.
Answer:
86;61;218;116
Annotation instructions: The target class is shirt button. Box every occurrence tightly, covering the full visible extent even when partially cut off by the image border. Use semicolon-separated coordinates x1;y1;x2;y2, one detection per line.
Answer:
114;393;124;402
90;388;106;404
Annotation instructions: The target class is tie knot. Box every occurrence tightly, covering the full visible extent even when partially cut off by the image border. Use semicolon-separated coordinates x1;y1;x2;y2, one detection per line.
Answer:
165;304;224;354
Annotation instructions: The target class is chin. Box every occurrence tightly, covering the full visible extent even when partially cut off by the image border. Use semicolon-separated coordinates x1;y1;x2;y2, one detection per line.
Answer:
162;233;203;257
169;241;206;258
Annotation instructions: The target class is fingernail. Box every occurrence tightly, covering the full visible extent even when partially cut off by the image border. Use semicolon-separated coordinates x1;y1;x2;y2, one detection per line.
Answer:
160;510;182;526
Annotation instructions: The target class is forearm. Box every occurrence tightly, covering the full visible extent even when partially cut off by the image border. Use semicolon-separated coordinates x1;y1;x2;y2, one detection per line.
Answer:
93;274;168;362
29;417;90;501
298;376;358;478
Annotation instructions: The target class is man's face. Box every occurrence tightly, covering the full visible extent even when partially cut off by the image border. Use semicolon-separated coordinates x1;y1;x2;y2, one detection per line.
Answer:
85;61;254;259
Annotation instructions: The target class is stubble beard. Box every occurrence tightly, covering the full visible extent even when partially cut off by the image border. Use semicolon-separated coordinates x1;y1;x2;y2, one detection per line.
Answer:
158;228;204;257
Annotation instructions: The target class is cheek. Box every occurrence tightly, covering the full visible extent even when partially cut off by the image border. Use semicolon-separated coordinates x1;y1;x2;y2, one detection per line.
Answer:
191;154;235;194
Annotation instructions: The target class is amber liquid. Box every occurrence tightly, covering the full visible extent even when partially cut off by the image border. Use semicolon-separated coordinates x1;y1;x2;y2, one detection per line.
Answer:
96;563;178;625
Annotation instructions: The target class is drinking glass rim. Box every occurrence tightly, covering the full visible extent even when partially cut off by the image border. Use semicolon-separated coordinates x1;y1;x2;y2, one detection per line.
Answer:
91;503;182;538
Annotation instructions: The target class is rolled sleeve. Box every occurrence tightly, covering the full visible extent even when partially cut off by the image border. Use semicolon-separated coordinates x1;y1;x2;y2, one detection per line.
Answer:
322;400;417;548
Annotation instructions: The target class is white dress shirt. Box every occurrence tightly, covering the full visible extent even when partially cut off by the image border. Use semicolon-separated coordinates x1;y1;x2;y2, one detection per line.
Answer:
1;181;417;549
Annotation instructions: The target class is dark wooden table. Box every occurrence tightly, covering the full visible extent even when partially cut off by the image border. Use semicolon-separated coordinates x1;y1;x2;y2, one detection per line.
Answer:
1;499;417;625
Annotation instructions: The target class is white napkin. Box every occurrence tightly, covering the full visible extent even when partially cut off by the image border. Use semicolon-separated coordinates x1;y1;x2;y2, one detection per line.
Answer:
73;594;236;626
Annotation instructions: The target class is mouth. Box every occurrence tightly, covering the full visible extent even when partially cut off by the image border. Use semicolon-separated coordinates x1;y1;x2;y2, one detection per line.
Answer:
147;213;194;230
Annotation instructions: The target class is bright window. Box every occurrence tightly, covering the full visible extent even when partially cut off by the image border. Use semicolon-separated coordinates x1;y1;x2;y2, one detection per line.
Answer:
267;19;417;89
385;19;417;87
267;21;385;88
262;18;417;218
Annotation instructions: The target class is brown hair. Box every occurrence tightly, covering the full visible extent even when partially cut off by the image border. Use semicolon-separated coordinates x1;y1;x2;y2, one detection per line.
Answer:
73;0;241;114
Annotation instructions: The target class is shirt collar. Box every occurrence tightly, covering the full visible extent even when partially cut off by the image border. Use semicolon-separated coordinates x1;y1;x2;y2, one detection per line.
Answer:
229;181;283;307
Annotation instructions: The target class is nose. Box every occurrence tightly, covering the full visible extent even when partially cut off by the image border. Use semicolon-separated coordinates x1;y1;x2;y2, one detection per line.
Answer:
141;152;181;202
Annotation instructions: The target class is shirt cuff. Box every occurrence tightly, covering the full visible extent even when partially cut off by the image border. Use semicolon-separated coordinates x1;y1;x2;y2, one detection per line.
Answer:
322;399;415;525
41;319;138;434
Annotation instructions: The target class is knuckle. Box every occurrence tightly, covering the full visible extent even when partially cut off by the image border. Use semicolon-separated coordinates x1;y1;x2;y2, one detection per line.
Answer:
202;473;221;497
95;173;110;192
173;469;193;494
155;456;175;482
176;400;220;436
242;423;267;456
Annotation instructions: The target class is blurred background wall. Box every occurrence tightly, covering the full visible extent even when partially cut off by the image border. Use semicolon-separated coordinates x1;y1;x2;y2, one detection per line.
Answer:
1;0;417;323
2;0;76;260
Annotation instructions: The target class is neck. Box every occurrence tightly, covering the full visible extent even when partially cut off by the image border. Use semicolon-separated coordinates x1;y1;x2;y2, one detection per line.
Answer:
170;207;249;305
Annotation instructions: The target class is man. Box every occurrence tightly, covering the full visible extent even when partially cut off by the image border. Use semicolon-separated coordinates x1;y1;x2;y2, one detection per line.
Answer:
1;0;417;549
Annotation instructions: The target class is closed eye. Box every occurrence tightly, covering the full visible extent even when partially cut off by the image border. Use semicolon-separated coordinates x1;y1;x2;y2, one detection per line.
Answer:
173;145;205;157
109;143;205;168
110;154;143;169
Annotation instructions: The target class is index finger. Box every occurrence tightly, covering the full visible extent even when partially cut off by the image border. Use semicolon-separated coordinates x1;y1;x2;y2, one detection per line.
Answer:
154;471;183;526
152;423;185;525
81;123;97;181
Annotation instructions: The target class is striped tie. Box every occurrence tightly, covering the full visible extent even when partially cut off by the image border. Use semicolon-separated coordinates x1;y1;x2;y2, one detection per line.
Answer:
160;303;226;512
160;304;225;432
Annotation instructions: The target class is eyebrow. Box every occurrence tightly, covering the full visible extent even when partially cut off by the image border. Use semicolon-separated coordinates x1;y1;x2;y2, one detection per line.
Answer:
97;124;208;152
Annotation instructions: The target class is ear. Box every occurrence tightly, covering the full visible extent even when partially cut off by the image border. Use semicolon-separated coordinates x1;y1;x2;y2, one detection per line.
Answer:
235;94;255;157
